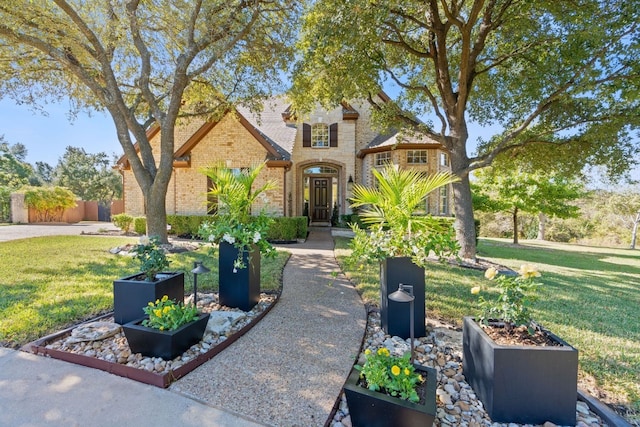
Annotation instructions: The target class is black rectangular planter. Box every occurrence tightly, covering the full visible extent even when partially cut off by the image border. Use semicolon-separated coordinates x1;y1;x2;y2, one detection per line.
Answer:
380;257;426;339
462;316;578;425
122;313;210;360
344;363;437;427
113;272;185;325
219;242;260;311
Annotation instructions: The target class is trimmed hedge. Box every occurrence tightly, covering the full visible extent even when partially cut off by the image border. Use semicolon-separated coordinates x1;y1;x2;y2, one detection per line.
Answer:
167;215;211;238
133;217;146;235
266;216;308;242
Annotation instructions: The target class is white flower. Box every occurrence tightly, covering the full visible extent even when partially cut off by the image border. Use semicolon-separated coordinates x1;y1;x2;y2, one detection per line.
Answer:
208;234;215;242
139;235;150;246
253;231;261;243
223;233;236;244
233;267;238;273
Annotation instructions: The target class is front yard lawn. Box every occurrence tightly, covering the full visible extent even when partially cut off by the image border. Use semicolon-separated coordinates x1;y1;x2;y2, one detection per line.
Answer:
0;236;288;348
335;236;640;418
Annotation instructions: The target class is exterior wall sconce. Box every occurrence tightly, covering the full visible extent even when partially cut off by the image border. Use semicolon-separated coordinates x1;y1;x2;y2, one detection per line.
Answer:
388;283;416;363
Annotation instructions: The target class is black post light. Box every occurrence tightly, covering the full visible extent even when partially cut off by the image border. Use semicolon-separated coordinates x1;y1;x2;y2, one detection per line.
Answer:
191;261;210;306
388;283;416;363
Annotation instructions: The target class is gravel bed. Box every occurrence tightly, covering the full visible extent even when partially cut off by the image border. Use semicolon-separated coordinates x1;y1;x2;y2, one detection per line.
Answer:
330;309;610;427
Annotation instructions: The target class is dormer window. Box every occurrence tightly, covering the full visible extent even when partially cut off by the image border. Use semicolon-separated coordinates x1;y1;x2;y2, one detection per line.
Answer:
311;123;329;148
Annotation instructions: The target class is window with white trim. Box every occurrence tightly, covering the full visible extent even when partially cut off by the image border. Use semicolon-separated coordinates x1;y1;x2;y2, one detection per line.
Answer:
439;186;449;215
311;123;329;148
407;150;428;164
375;152;391;166
440;152;449;166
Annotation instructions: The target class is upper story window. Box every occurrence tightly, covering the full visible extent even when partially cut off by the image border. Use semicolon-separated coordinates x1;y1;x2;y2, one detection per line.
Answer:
375;152;392;166
440;152;449;167
439;186;449;215
311;123;329;148
407;150;428;164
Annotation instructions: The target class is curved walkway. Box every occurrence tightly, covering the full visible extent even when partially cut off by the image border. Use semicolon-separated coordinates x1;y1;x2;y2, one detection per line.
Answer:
0;227;367;427
171;228;367;426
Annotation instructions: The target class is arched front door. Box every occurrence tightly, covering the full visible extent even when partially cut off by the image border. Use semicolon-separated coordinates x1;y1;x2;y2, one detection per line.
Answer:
303;165;339;223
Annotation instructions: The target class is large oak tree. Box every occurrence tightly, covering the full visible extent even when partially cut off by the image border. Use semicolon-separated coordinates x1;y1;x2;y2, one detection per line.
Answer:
291;0;639;260
0;0;298;241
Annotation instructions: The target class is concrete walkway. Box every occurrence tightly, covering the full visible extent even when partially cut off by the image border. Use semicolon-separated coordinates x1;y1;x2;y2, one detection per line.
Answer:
0;221;120;242
0;227;367;427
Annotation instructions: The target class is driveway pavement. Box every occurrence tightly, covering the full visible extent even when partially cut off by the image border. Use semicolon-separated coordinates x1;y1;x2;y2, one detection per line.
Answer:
0;222;120;242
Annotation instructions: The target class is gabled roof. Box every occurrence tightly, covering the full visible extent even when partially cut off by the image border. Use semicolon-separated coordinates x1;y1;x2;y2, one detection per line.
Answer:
357;130;442;158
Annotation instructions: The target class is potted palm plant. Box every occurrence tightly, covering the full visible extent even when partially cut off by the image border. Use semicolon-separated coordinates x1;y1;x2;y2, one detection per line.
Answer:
198;161;277;311
349;164;460;338
113;235;184;325
463;265;578;425
122;295;210;360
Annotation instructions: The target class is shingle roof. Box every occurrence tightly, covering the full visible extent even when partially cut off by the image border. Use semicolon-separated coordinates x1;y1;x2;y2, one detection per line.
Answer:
236;97;297;160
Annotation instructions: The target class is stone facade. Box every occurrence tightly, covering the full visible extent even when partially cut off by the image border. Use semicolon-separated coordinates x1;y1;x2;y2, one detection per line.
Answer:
118;96;452;220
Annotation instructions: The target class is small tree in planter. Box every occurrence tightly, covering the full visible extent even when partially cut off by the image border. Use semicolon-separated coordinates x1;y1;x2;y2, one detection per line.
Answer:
113;236;184;324
199;161;277;311
349;165;460;338
464;265;578;425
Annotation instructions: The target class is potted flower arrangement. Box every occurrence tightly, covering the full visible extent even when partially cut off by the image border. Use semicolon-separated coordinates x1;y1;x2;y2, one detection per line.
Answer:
122;295;210;360
349;164;460;338
343;347;437;427
199;161;277;311
463;265;579;425
113;235;185;325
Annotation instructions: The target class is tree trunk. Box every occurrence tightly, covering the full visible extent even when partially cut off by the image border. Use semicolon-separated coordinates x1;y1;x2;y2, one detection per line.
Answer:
452;177;477;261
513;207;519;245
631;212;640;249
145;187;169;243
537;212;546;240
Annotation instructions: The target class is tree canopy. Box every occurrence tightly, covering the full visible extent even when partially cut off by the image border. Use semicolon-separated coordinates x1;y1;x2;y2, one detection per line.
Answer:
53;146;122;202
0;0;299;241
292;0;639;259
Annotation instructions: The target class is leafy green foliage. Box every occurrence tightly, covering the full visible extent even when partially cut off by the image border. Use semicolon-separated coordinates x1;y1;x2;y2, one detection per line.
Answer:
133;217;146;235
355;347;423;403
292;0;640;258
0;139;37;188
131;236;170;281
53;146;122;202
142;295;198;331
473;266;542;333
112;213;134;233
349;165;460;266
22;186;77;222
199;162;277;269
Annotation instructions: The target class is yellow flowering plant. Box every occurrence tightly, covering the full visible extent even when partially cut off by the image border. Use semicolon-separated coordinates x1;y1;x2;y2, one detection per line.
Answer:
471;264;542;334
142;295;199;331
355;347;424;403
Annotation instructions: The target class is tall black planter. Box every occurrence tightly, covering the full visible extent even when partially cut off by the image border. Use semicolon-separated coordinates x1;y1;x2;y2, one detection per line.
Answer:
462;317;578;425
113;272;185;325
218;241;260;311
380;257;426;339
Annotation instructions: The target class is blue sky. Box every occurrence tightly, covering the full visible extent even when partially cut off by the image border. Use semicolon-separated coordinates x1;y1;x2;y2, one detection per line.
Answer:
0;98;121;166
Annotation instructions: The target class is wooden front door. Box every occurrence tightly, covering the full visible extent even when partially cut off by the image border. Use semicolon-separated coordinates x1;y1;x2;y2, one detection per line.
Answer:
311;178;331;221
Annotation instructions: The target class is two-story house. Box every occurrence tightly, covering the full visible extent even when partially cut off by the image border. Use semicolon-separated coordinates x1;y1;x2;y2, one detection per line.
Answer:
116;94;452;223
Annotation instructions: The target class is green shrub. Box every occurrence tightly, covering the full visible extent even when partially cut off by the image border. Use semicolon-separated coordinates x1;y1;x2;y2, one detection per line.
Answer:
134;217;147;235
0;186;10;222
23;186;77;222
264;216;308;241
295;216;308;238
167;215;210;237
112;213;134;232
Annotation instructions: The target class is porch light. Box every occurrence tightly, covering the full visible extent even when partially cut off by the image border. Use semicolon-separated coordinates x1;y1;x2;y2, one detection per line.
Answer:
388;283;416;363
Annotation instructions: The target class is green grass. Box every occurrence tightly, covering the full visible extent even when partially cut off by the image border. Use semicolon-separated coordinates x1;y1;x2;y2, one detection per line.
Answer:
335;236;640;414
0;236;289;348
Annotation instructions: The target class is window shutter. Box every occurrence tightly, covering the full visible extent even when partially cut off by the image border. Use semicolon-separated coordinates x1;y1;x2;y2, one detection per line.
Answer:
303;124;311;147
330;123;338;147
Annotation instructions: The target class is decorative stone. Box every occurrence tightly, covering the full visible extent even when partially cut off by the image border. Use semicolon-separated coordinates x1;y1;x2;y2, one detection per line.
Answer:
66;322;122;343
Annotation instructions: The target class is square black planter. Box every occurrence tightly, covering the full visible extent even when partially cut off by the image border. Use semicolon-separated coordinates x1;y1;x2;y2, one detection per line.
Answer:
122;313;210;360
218;242;260;311
462;316;578;425
344;363;437;427
113;272;185;325
380;257;426;339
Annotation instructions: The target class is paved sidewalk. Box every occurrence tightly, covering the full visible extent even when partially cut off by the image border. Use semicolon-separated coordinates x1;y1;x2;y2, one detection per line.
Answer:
171;228;367;426
0;227;367;427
